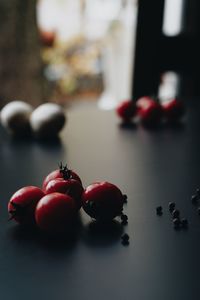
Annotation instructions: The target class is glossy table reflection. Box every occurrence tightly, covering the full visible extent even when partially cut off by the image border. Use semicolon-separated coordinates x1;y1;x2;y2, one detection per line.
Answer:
0;102;200;300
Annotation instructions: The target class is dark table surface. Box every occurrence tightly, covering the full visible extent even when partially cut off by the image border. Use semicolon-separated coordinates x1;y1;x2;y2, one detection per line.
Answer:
1;101;200;300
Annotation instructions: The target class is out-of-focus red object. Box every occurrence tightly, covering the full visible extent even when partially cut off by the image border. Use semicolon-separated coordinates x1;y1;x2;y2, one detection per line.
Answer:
116;100;137;122
39;30;56;47
162;98;185;122
136;96;163;125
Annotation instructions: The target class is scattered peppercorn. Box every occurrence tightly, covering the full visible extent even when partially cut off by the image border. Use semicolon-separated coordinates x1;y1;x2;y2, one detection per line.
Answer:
121;233;130;245
172;209;180;219
121;213;128;224
168;202;176;212
181;218;188;228
191;194;198;204
196;188;200;197
123;194;128;204
197;207;200;215
173;218;180;229
156;206;163;215
121;233;129;240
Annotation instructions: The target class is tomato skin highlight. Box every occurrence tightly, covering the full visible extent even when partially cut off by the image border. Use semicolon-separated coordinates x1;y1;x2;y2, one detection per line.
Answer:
45;178;84;210
162;98;185;122
35;192;77;233
42;168;82;192
137;96;163;125
8;186;45;225
116;100;136;122
82;182;125;221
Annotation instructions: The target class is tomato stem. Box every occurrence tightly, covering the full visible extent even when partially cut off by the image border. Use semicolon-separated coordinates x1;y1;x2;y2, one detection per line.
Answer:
59;162;72;180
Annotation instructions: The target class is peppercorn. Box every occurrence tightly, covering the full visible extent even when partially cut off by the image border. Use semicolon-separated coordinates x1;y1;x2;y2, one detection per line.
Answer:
168;202;176;212
121;213;128;224
196;188;200;197
173;218;180;229
121;233;130;245
181;218;188;228
172;209;180;219
191;194;198;204
156;206;163;215
123;194;128;204
197;207;200;215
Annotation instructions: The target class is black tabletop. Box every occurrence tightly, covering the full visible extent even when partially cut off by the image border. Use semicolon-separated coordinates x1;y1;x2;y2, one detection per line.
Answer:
1;101;200;300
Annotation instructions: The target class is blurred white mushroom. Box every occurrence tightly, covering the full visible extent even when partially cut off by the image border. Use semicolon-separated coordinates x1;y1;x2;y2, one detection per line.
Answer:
30;103;66;139
0;100;33;135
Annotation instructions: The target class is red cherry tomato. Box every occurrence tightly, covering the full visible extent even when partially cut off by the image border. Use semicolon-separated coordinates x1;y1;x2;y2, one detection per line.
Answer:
8;186;45;225
162;98;185;122
82;182;126;221
116;100;137;122
35;192;76;233
39;30;56;47
137;96;163;125
42;163;82;192
45;178;84;210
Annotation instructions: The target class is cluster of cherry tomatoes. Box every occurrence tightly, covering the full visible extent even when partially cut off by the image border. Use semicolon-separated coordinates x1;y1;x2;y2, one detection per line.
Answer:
8;163;127;234
116;96;185;126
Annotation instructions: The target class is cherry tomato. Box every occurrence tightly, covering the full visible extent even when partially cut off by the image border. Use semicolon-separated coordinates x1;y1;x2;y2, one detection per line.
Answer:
39;30;56;47
82;182;126;221
42;163;82;192
8;186;45;225
35;192;76;233
162;98;185;122
45;178;84;210
137;96;163;125
116;100;137;122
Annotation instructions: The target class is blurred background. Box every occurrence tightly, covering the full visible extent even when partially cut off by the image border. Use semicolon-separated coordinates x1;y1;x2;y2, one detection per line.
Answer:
0;0;188;110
